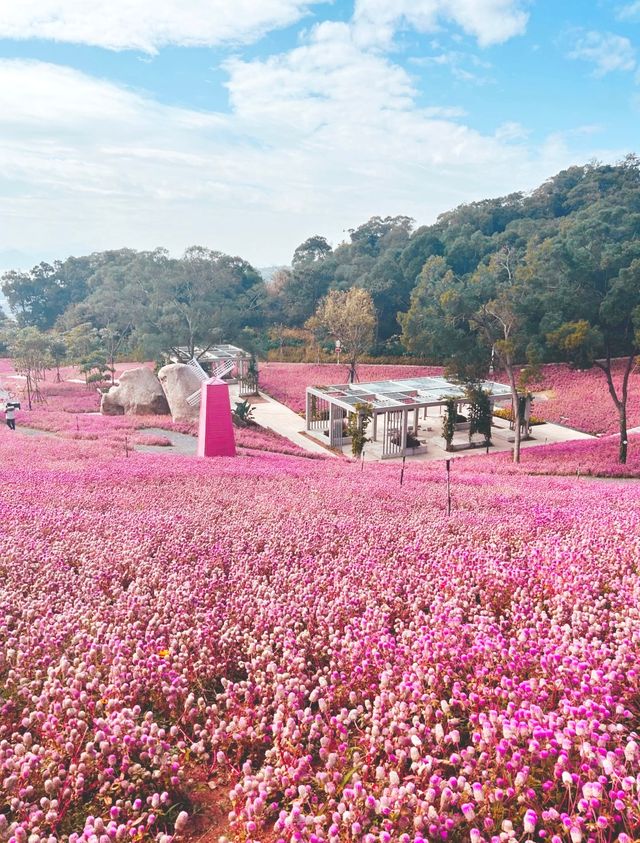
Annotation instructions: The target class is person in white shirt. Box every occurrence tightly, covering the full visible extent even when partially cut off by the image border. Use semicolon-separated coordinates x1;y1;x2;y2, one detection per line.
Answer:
5;403;16;430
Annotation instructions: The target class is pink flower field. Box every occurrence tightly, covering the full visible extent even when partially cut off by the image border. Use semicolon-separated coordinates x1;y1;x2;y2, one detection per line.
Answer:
1;427;640;843
524;363;640;436
466;435;640;479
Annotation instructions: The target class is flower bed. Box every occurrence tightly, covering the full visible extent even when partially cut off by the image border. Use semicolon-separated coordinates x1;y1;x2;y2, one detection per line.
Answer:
0;431;639;842
524;361;640;435
463;433;640;478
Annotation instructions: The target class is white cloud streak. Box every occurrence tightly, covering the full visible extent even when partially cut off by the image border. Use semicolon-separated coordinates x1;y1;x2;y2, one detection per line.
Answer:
567;30;636;77
0;0;319;52
617;2;640;22
0;0;529;52
352;0;529;48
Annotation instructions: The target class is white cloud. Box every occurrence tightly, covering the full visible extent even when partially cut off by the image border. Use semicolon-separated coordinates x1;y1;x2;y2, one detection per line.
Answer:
567;30;636;77
0;36;602;267
0;0;319;52
413;50;493;84
617;2;640;22
352;0;529;49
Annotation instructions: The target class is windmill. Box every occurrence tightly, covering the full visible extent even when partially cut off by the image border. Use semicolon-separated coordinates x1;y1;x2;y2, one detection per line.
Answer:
186;357;235;407
186;357;237;458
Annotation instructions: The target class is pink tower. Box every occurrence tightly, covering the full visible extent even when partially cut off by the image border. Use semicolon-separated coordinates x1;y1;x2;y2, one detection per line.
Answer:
197;379;236;458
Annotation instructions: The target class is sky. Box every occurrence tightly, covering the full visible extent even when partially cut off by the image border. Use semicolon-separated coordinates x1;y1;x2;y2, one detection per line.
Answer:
0;0;638;270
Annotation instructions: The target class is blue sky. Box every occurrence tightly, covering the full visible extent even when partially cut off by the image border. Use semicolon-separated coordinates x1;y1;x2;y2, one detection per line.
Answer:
0;0;638;270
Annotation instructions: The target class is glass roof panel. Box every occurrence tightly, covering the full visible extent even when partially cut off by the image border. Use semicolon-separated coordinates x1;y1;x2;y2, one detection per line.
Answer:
308;375;513;410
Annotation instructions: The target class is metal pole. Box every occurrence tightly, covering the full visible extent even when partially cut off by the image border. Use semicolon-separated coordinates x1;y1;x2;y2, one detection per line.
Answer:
400;455;406;486
446;459;451;516
361;450;365;471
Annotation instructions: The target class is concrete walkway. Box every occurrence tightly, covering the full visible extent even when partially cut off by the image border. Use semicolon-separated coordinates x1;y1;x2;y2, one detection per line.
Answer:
134;428;197;455
229;385;338;458
305;411;595;463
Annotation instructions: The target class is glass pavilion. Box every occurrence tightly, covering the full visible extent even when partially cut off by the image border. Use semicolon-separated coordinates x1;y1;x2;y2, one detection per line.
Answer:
305;375;513;458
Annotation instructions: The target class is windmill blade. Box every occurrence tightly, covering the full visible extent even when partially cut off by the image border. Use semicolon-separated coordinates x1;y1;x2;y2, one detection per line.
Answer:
212;359;235;380
186;389;202;407
186;358;209;382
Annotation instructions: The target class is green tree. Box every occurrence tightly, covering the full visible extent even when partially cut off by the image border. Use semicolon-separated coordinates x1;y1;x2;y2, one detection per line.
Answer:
466;384;492;445
545;260;640;463
2;257;93;329
47;332;69;383
133;247;266;359
399;256;486;376
8;327;53;409
64;322;109;384
346;401;372;457
269;239;335;326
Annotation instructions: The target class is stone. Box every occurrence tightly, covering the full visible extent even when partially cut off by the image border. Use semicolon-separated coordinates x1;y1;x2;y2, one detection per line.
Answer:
157;363;202;423
100;367;170;416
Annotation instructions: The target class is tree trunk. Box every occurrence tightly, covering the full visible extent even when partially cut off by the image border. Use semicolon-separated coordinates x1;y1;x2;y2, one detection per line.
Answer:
507;365;521;463
26;372;33;411
595;352;635;465
348;360;357;384
619;405;628;464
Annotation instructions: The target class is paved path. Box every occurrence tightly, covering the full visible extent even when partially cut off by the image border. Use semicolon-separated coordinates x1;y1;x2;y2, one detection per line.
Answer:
15;426;56;438
134;428;197;455
229;385;337;458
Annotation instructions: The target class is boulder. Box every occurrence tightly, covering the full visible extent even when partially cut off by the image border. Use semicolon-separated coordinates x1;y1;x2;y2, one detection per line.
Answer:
157;363;202;423
101;367;170;416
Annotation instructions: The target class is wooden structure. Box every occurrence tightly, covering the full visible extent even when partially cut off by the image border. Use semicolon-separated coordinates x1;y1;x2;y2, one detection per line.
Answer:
172;345;258;396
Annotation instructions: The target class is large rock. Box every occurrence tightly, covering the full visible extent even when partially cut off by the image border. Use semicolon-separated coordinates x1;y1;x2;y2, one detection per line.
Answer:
101;368;170;416
157;363;202;423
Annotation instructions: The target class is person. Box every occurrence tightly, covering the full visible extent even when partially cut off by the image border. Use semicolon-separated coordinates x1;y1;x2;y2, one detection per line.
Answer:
5;402;16;430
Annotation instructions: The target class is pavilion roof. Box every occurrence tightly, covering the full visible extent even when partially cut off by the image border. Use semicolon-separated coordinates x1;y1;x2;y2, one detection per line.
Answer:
308;375;512;411
173;344;250;362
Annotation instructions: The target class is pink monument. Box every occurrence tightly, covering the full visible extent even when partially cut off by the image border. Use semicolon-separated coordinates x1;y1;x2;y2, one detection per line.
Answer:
186;359;236;458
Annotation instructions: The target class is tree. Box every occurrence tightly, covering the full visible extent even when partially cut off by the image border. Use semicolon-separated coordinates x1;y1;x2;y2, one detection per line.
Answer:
346;402;372;457
292;236;332;266
269;241;335;327
466;384;492;446
1;257;91;329
132;247;266;360
47;332;68;383
8;327;52;409
59;250;140;375
399;256;487;377
468;246;537;463
312;288;377;383
546;260;640;463
473;290;525;461
64;322;109;384
522;164;640;464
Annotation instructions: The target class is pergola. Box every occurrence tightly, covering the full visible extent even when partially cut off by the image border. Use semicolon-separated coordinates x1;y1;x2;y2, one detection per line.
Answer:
306;375;514;458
